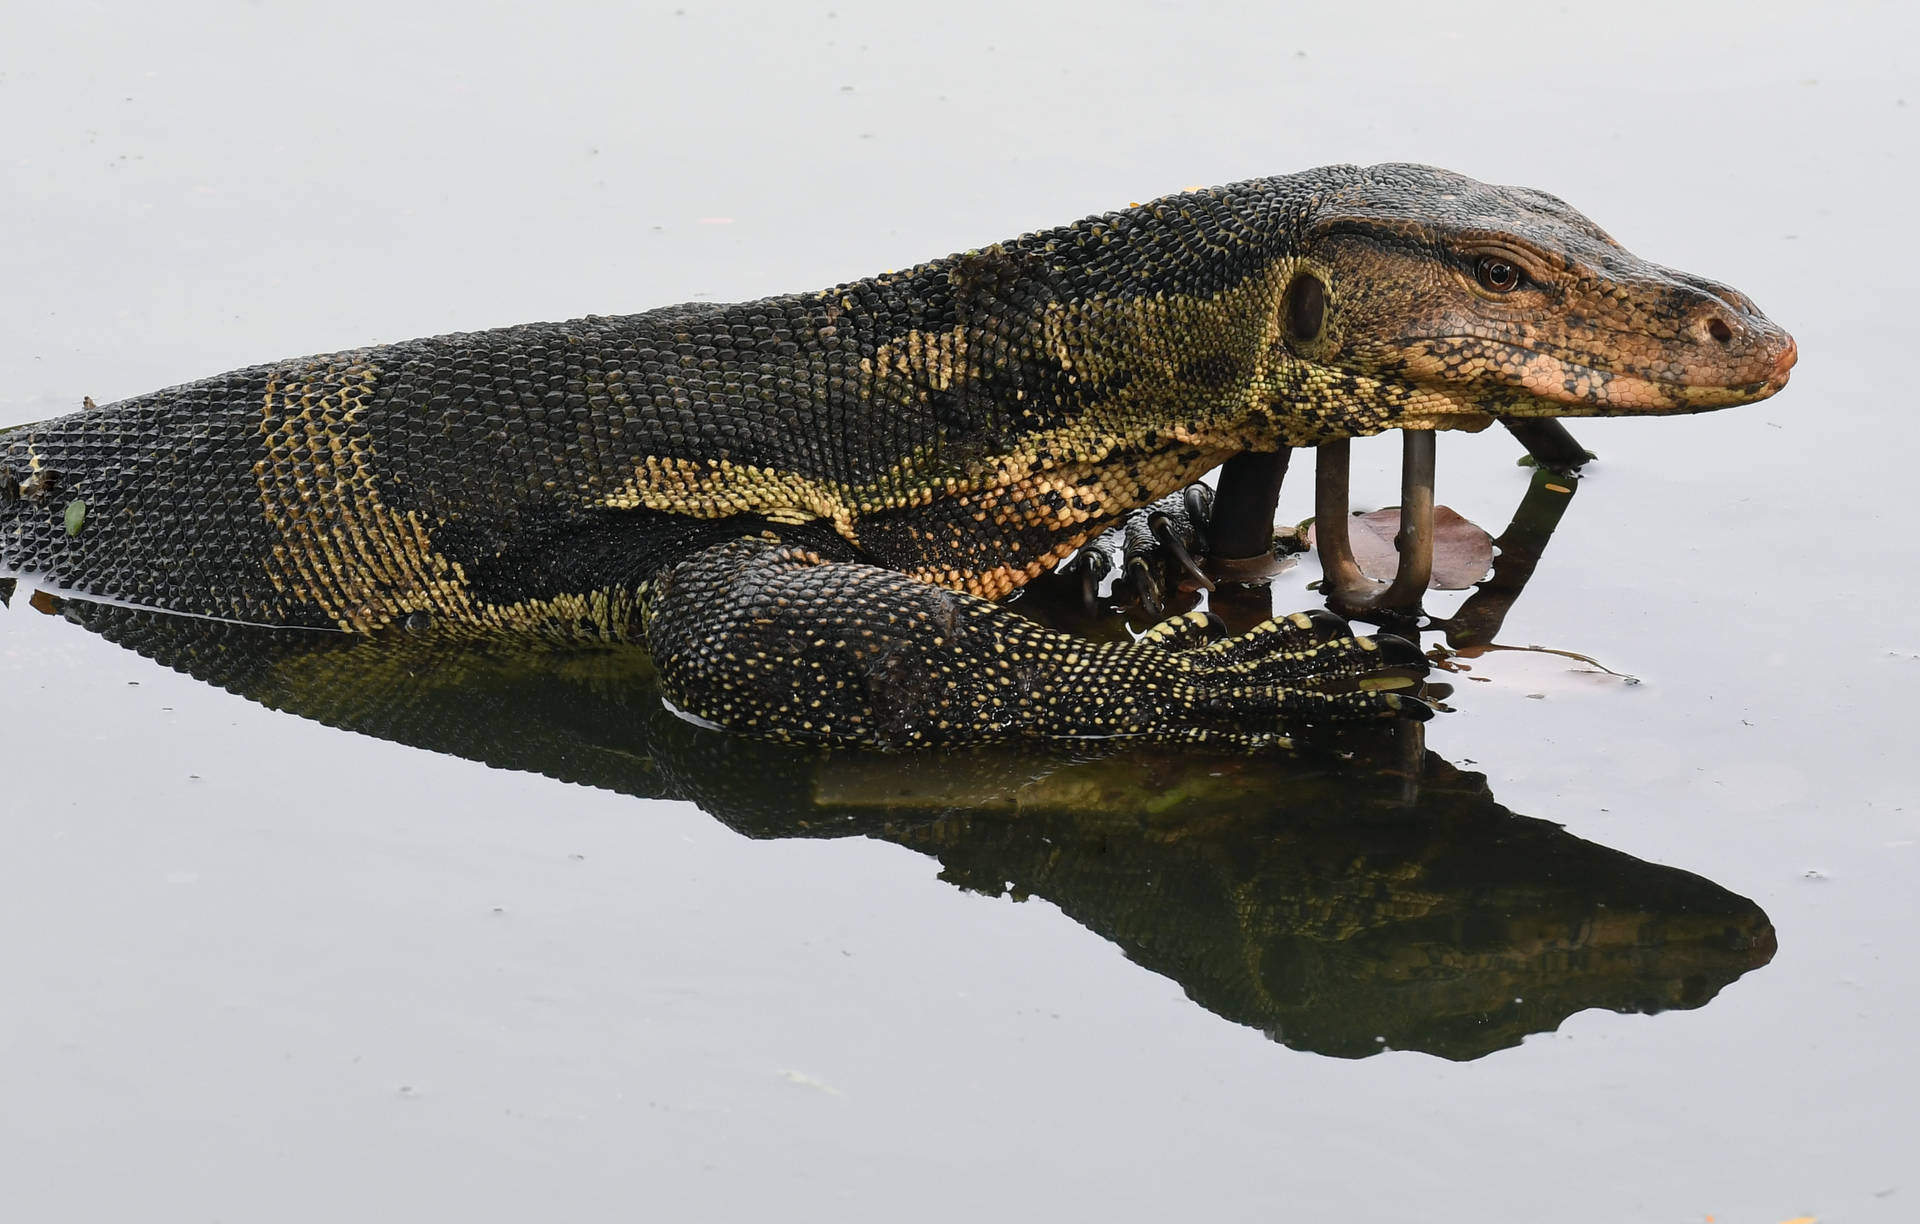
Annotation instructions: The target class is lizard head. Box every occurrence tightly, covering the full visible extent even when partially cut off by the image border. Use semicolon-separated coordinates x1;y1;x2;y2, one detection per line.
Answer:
1270;164;1796;437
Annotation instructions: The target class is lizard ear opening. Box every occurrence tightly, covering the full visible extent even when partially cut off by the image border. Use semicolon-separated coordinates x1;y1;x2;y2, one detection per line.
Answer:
1283;271;1326;344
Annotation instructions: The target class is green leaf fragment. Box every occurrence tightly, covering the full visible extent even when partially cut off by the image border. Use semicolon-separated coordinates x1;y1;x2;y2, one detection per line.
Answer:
64;498;87;536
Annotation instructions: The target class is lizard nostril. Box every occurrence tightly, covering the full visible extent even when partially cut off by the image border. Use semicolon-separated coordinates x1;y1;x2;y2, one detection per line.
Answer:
1706;317;1734;344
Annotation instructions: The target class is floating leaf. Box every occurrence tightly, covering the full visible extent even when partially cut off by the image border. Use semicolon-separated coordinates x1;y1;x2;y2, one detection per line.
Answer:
64;498;88;536
1309;505;1494;590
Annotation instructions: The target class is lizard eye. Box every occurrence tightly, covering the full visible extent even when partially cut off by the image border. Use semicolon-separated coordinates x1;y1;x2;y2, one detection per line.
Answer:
1475;256;1524;294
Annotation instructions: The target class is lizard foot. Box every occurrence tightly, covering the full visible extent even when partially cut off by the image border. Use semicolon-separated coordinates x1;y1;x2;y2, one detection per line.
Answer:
1133;608;1434;748
1065;482;1307;619
1063;484;1224;618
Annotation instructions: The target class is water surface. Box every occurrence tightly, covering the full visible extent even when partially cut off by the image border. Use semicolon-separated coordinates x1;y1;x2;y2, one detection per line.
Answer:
2;3;1913;1220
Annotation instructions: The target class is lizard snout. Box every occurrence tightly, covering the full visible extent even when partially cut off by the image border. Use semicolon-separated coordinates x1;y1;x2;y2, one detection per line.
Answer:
1680;287;1796;395
1768;333;1799;388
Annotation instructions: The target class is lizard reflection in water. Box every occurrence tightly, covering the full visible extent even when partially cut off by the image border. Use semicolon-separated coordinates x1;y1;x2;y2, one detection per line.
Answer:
44;593;1774;1062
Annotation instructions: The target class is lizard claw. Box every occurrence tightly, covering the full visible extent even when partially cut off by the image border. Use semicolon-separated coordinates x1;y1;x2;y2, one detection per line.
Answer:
1064;544;1111;618
1148;510;1215;592
1128;555;1167;618
1180;483;1214;553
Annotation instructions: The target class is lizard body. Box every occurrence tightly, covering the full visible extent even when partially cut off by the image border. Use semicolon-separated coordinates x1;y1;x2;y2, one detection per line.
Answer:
0;164;1795;748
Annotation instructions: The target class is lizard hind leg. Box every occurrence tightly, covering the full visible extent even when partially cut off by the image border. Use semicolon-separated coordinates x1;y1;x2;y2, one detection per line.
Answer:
642;535;1432;751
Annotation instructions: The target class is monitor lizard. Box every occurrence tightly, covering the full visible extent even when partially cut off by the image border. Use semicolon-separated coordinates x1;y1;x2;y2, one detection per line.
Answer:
0;164;1796;749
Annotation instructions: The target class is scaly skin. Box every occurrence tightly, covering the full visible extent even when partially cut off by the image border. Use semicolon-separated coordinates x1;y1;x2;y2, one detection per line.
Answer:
0;164;1795;748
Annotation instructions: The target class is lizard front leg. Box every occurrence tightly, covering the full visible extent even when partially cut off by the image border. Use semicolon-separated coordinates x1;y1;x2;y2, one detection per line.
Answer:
641;535;1429;750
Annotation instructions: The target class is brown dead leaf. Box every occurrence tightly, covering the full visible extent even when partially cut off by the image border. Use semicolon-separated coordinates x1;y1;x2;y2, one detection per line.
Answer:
1309;505;1494;590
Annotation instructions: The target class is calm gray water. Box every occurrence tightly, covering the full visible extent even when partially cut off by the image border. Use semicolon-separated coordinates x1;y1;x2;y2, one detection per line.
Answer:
2;2;1914;1220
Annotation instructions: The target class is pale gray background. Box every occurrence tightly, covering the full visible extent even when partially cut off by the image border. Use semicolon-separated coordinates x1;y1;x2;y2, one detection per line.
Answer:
1;2;1913;1221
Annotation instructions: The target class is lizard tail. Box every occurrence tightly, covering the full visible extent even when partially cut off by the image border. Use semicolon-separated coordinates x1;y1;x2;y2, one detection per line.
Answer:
1;372;325;626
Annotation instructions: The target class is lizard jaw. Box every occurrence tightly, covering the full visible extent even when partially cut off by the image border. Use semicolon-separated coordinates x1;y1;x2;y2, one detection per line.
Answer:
1405;327;1797;419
